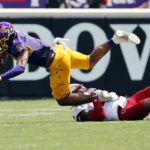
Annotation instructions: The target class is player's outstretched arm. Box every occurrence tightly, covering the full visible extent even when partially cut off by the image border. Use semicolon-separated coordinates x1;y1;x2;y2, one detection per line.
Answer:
0;48;29;81
89;30;140;68
16;48;29;67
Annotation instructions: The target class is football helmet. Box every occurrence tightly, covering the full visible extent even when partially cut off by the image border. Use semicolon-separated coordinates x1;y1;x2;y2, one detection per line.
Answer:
0;22;16;54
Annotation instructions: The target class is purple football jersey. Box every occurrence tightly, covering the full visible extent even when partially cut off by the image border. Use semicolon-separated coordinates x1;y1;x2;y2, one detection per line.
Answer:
7;31;51;67
107;0;148;8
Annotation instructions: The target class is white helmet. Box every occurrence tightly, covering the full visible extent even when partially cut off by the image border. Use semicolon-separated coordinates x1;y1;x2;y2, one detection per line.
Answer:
73;103;93;121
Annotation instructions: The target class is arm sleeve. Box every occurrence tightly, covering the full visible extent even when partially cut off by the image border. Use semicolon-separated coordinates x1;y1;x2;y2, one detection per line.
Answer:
1;65;25;80
89;97;106;121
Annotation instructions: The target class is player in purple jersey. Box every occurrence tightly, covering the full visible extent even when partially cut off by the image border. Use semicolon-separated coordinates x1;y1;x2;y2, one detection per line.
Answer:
106;0;149;8
0;22;140;106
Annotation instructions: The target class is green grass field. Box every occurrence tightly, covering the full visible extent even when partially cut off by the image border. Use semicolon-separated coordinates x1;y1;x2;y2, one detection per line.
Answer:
0;99;150;150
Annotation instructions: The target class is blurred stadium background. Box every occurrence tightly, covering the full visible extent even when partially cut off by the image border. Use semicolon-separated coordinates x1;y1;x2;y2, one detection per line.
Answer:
0;0;150;150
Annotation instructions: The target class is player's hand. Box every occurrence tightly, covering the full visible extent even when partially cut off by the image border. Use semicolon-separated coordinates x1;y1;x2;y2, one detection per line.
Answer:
96;90;118;102
112;30;140;45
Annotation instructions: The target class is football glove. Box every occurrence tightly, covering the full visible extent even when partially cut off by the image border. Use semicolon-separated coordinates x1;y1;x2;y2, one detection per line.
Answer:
96;90;118;102
112;30;140;45
69;83;87;93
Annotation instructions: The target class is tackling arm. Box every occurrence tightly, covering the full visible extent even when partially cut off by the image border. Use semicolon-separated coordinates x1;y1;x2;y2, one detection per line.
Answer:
60;83;118;106
16;48;29;67
57;83;92;106
0;48;30;81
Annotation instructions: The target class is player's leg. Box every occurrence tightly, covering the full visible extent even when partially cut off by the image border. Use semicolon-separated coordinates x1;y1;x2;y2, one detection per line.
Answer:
66;41;111;69
90;42;111;68
118;87;150;120
128;86;150;103
66;30;140;69
134;99;150;120
66;48;90;69
118;98;150;120
90;30;140;68
143;98;150;111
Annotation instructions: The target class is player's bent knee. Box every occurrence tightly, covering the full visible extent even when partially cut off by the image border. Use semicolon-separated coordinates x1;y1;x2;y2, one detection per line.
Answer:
145;86;150;90
144;98;150;111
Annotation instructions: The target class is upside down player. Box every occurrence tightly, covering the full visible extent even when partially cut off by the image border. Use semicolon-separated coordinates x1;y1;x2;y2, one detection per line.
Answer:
70;84;150;121
0;22;140;106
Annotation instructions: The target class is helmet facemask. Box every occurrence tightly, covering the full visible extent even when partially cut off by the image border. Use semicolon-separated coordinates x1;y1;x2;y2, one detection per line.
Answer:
0;22;16;54
0;38;8;53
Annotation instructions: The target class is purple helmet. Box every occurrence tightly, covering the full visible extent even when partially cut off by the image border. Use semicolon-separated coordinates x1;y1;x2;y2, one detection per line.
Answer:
0;22;16;53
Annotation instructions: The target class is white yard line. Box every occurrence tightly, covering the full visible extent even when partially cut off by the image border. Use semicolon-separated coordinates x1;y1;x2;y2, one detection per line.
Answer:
0;108;71;112
0;108;72;117
0;112;55;117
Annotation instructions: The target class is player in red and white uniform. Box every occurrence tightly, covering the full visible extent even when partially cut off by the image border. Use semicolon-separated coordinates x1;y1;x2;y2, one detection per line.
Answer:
70;84;150;121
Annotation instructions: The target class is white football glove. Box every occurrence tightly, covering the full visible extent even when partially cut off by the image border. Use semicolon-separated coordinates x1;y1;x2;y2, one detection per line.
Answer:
96;90;118;102
112;30;141;45
69;83;87;93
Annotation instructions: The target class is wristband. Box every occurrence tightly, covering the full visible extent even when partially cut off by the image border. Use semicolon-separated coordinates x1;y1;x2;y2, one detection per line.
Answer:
1;65;25;80
108;39;117;47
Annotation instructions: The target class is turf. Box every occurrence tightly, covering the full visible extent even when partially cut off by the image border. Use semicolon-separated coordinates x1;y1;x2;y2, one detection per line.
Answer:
0;99;150;150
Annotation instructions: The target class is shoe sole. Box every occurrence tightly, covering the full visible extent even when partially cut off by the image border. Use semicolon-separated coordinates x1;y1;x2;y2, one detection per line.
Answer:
128;33;141;45
116;30;141;45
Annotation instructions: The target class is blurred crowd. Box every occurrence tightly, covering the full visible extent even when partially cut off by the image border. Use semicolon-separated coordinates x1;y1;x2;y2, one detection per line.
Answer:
48;0;150;8
48;0;106;8
0;0;149;8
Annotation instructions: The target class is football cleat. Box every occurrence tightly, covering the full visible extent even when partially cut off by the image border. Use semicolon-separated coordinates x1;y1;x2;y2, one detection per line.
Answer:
112;30;141;45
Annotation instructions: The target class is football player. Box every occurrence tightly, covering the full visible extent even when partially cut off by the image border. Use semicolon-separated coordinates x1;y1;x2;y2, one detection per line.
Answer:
71;84;150;121
0;22;140;106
